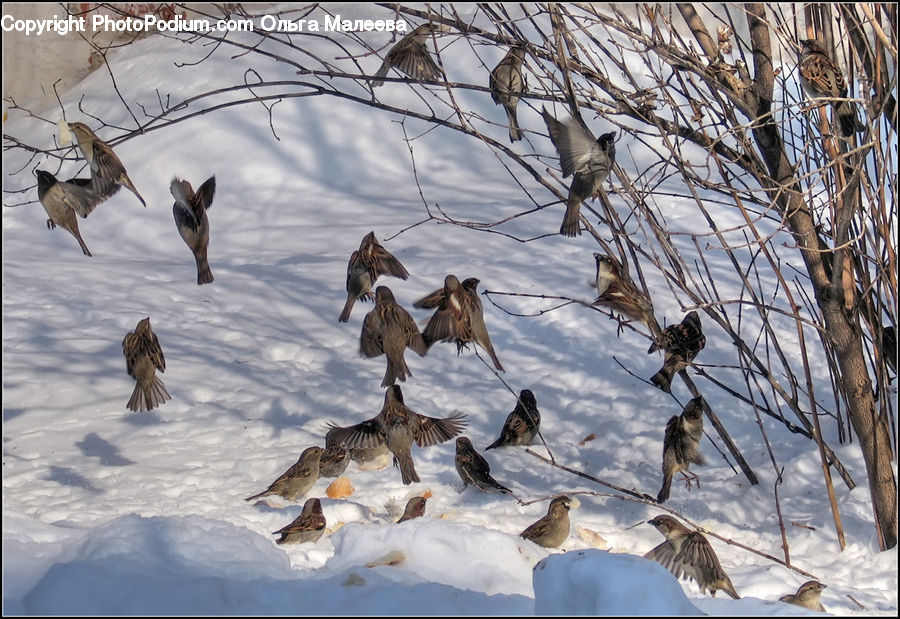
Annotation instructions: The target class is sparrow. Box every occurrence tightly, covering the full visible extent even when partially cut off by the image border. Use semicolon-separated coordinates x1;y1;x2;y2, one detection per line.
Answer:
35;170;98;256
360;286;428;387
644;515;740;599
122;317;170;412
245;445;324;502
318;444;350;478
883;325;896;374
520;495;572;548
490;45;527;142
485;389;541;450
339;231;409;323
416;275;504;371
397;496;427;523
799;39;864;136
67;122;147;207
171;175;216;285
657;396;705;503
272;497;326;545
648;310;706;393
541;107;616;237
779;580;827;612
455;436;513;494
591;253;656;328
372;23;448;87
326;385;468;485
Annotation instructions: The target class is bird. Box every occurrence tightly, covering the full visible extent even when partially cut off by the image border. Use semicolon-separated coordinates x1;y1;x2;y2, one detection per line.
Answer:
122;317;170;412
327;425;390;465
326;385;468;485
397;496;427;523
272;497;326;545
318;444;350;478
67;122;147;207
339;231;409;323
485;389;541;450
360;286;428;387
35;170;98;256
657;396;705;503
648;310;706;393
779;580;827;612
520;495;573;548
490;45;527;142
591;253;656;329
372;23;448;87
541;107;616;237
245;446;324;502
799;39;864;136
171;175;216;285
416;275;504;371
882;325;896;374
455;436;513;494
644;515;740;599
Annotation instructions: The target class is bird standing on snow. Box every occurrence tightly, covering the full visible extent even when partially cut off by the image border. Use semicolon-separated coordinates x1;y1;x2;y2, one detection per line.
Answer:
272;497;326;545
397;496;428;523
245;446;324;502
657;396;705;503
490;45;527;142
779;580;826;612
485;389;541;450
172;175;216;285
339;231;409;323
455;436;513;494
360;286;427;387
67;122;146;207
122;317;170;412
520;495;573;548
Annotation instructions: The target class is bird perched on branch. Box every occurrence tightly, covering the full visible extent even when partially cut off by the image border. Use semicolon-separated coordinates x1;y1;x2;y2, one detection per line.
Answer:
649;310;705;393
657;396;705;503
485;389;541;450
339;231;409;323
326;385;468;485
520;495;573;548
122;317;170;412
591;253;655;329
397;496;428;523
372;23;449;87
644;515;740;599
455;436;513;495
541;107;616;237
68;122;146;207
272;497;326;545
490;45;527;142
416;275;504;371
171;175;216;285
779;580;826;612
245;446;324;503
361;286;427;387
799;39;864;136
35;170;99;257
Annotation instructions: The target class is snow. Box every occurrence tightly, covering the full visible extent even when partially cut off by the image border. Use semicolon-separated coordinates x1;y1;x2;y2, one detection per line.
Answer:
2;3;897;616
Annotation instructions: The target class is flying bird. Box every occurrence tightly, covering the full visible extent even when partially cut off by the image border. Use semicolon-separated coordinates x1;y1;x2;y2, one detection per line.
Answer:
490;45;527;142
35;170;98;256
339;231;409;323
172;175;216;285
67;122;146;207
372;23;448;87
122;317;170;412
485;389;541;450
360;286;427;387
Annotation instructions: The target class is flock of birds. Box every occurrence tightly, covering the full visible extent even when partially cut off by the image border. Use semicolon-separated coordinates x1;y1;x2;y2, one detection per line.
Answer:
25;18;861;612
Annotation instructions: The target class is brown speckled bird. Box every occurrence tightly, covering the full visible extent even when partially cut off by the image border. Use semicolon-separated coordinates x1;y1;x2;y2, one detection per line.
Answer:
799;39;864;136
657;397;705;503
318;444;350;478
779;580;826;612
122;317;170;412
245;446;324;502
592;253;655;329
68;122;146;207
272;497;326;545
339;231;409;323
35;170;98;257
485;389;541;450
520;495;572;548
644;515;740;599
397;496;427;523
455;436;512;495
649;311;705;393
361;286;427;387
541;108;616;237
172;175;216;285
326;385;468;485
372;23;448;87
490;45;527;142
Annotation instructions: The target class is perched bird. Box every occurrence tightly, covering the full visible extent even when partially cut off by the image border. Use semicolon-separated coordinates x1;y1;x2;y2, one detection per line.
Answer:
490;45;527;142
520;495;573;548
882;325;896;374
361;286;428;387
657;396;705;503
644;515;740;599
591;253;656;329
68;122;147;207
541;107;616;237
799;39;864;136
272;497;326;545
326;385;468;485
339;231;409;323
35;170;98;256
455;436;513;494
649;310;706;393
171;175;216;285
122;317;170;412
416;275;504;371
372;23;448;87
779;580;827;612
397;496;427;523
485;389;541;450
245;446;324;502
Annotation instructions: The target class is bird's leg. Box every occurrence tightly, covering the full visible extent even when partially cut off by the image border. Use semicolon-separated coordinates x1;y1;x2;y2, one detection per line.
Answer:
681;471;701;491
361;292;376;303
46;219;56;230
455;341;472;355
